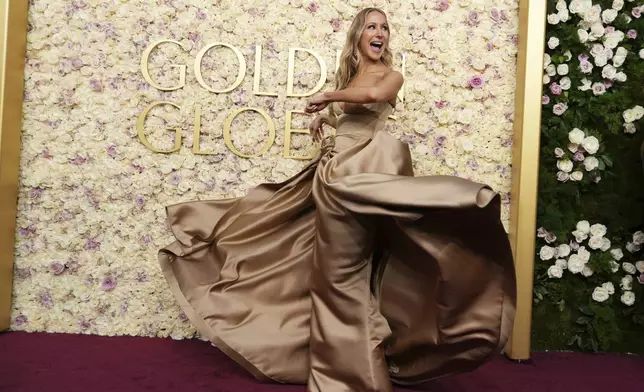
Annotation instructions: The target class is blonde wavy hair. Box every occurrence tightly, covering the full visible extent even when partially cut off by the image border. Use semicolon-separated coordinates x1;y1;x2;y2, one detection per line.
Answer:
334;8;393;91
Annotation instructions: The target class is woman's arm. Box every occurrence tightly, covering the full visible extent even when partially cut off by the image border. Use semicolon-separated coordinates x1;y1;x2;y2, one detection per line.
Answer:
324;71;403;104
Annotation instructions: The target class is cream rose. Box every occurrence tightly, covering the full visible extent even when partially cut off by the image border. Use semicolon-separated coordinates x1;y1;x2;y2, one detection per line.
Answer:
623;262;637;274
621;275;633;290
557;159;574;173
583;156;599;171
620;291;635;306
591;286;610;302
568;254;585;274
568;128;585;144
548;265;564;278
539;245;556;261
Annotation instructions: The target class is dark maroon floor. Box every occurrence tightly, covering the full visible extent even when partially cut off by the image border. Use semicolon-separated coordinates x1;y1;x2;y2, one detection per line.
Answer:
1;331;643;392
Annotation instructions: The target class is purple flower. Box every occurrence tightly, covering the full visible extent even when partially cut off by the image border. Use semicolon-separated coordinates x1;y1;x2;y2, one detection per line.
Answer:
306;2;318;13
467;158;479;170
490;7;501;22
50;261;65;275
179;312;188;322
136;271;148;282
135;196;145;209
537;227;549;238
468;75;485;89
89;79;103;92
79;319;91;331
37;290;54;309
605;26;615;34
101;276;117;291
13;315;27;327
542;95;550;105
107;145;117;157
196;9;207;19
435;0;450;11
468;11;480;26
632;8;641;18
545;233;557;244
554;147;564;158
570;241;580;251
579;60;593;73
638;273;644;285
330;18;341;32
434;135;447;146
70;156;88;165
435;100;448;108
627;29;637;39
85;237;101;250
578;54;589;62
188;32;200;43
549;83;562;95
573;151;585;162
553;103;567;116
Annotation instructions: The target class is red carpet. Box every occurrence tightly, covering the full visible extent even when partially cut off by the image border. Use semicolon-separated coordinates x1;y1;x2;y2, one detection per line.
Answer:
1;331;643;392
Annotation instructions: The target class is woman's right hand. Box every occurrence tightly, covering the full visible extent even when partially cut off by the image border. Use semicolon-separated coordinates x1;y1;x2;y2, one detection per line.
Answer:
309;114;330;142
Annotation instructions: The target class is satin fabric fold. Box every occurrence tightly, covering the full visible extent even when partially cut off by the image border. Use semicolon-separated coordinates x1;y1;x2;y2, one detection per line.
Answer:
159;101;516;391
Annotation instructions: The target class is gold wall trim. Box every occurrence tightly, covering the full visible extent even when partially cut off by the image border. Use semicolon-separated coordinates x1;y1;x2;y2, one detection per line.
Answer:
0;0;29;331
506;0;547;360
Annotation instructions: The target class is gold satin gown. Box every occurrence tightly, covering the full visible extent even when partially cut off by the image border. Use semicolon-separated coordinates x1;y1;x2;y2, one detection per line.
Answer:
159;101;516;392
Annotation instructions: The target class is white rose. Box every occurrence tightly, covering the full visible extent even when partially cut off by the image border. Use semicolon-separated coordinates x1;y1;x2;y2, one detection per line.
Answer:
559;9;570;21
611;248;624;260
546;64;557;76
568;254;585;273
578;29;590;43
602;64;617;80
623;108;638;123
601;237;611;252
610;260;620;273
564;50;573;61
621;275;633;290
569;0;583;14
626;242;641;253
581;136;600;154
543;74;551;84
544;53;552;68
556;258;568;269
577;220;591;234
584;5;602;23
612;0;624;10
590;23;605;38
578;247;591;262
579;78;592;91
620;291;635;306
602;282;615;294
589;223;607;237
624;123;636;134
632;231;644;245
615;72;627;82
589;235;604;249
592;82;606;95
557;171;570;182
548;265;564;278
602;9;618;23
640;49;644;59
556;159;574;173
548;13;561;24
604;31;625;49
582;265;595;277
557;64;569;75
570;171;584;181
568;128;585;144
548;37;560;49
539;245;556;261
591;286;610;302
556;0;567;11
616;46;628;57
613;55;626;67
636;260;644;273
557;244;571;257
623;262;637;274
559;77;572;90
591;43;605;57
583;156;599;171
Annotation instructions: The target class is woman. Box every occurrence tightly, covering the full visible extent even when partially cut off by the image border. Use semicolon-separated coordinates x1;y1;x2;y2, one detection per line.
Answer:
159;8;516;392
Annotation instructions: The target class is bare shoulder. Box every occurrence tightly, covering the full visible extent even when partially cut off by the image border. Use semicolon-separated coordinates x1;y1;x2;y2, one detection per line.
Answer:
383;69;404;82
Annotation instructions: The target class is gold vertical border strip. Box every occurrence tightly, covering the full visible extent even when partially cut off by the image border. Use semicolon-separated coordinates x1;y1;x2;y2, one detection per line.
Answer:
0;0;29;331
506;0;547;359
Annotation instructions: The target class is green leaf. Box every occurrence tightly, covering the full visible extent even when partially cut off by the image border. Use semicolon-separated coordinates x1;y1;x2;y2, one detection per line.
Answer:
579;305;595;316
600;155;613;168
576;316;591;325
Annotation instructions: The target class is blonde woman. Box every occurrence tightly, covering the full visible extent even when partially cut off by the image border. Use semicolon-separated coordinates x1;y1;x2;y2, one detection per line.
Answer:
159;8;516;392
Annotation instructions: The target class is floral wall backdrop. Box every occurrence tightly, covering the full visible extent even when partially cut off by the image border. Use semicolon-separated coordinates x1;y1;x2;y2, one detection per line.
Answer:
534;0;644;353
11;0;519;338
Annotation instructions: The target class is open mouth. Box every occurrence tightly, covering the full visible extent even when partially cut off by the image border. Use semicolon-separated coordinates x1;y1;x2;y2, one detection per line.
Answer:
370;41;383;52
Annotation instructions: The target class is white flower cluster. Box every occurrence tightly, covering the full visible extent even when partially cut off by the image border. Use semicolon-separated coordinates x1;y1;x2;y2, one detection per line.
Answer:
11;1;519;337
622;105;644;134
554;128;602;183
540;223;643;306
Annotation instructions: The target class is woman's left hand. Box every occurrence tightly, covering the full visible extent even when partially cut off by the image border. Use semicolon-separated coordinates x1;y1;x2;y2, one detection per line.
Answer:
305;93;328;113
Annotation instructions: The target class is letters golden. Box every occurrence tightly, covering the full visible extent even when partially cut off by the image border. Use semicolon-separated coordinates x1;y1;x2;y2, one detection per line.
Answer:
137;39;407;159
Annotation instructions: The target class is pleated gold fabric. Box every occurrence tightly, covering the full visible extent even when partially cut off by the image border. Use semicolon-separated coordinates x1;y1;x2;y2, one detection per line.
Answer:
159;101;516;392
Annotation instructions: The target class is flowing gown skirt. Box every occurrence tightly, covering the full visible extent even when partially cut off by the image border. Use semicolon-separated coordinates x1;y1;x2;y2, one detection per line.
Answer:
159;119;516;391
